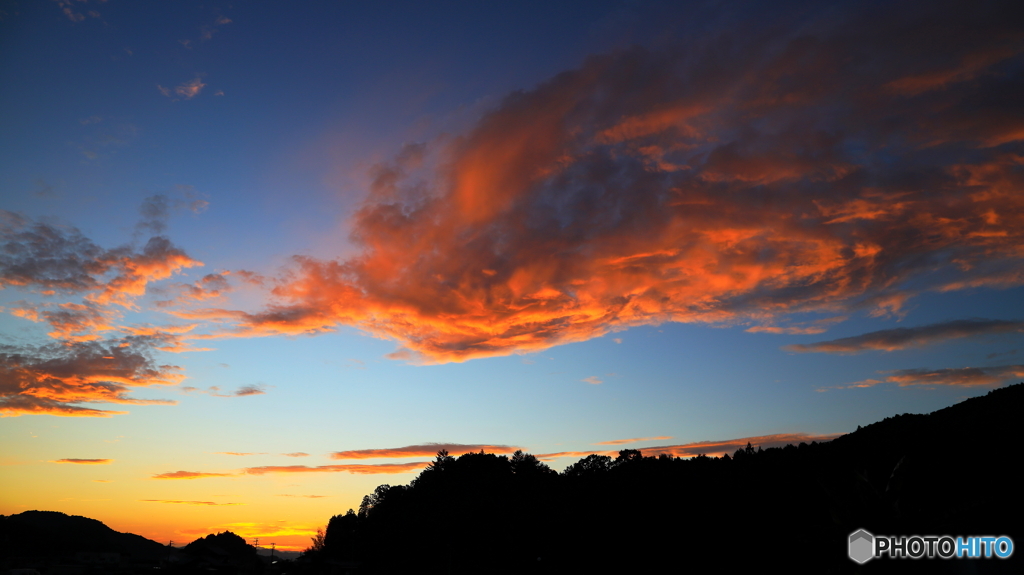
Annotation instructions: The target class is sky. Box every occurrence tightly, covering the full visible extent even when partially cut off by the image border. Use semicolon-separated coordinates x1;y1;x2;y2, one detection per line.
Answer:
2;0;1023;552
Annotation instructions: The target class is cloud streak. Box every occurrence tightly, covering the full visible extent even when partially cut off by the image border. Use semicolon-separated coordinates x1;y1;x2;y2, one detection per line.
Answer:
830;364;1024;389
785;319;1024;354
196;2;1024;363
151;470;236;479
50;458;112;464
594;436;672;446
141;500;243;506
539;432;841;460
243;462;429;475
329;443;522;460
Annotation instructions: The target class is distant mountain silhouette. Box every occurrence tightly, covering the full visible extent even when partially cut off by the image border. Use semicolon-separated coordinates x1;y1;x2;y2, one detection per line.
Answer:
300;383;1023;574
0;510;168;561
180;531;263;572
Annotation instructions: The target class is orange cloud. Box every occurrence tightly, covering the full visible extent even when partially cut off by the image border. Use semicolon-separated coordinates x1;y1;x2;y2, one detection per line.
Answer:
179;6;1024;363
50;458;112;464
151;470;236;479
329;443;522;460
174;78;206;100
87;237;202;309
0;337;182;417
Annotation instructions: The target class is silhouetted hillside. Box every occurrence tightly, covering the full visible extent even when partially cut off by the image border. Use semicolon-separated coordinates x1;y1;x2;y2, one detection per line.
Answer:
0;510;167;561
301;384;1023;574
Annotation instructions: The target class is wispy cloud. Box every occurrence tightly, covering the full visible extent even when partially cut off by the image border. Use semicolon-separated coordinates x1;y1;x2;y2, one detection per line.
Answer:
330;443;522;460
185;4;1024;363
581;376;602;385
181;384;267;398
594;436;672;446
243;462;429;475
539;432;841;461
785;319;1024;354
151;470;236;480
155;273;231;308
826;364;1024;390
141;500;243;506
175;78;205;99
50;458;112;464
639;433;843;458
151;461;431;479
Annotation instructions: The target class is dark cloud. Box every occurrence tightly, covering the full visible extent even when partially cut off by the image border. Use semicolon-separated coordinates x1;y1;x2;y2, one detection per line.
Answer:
785;319;1024;354
1;211;201;310
0;336;182;417
0;210;118;292
135;191;209;237
155;272;232;308
878;364;1024;387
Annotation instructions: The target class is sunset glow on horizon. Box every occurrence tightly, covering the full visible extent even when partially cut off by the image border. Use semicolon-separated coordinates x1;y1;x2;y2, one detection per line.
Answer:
3;0;1023;552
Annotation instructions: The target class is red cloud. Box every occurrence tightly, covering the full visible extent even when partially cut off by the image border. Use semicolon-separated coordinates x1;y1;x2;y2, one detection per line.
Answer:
50;458;112;464
179;4;1024;363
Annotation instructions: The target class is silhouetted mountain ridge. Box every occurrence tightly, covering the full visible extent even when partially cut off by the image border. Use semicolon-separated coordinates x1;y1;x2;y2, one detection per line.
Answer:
0;510;168;560
306;383;1023;574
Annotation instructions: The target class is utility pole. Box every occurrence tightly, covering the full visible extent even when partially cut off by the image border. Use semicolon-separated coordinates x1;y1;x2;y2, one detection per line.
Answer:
271;543;276;559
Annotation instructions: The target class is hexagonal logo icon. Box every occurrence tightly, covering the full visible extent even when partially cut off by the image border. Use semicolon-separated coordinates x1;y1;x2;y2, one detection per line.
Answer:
849;529;874;564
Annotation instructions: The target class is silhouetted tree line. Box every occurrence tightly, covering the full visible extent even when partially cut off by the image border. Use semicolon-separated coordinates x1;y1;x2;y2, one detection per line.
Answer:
298;384;1024;574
